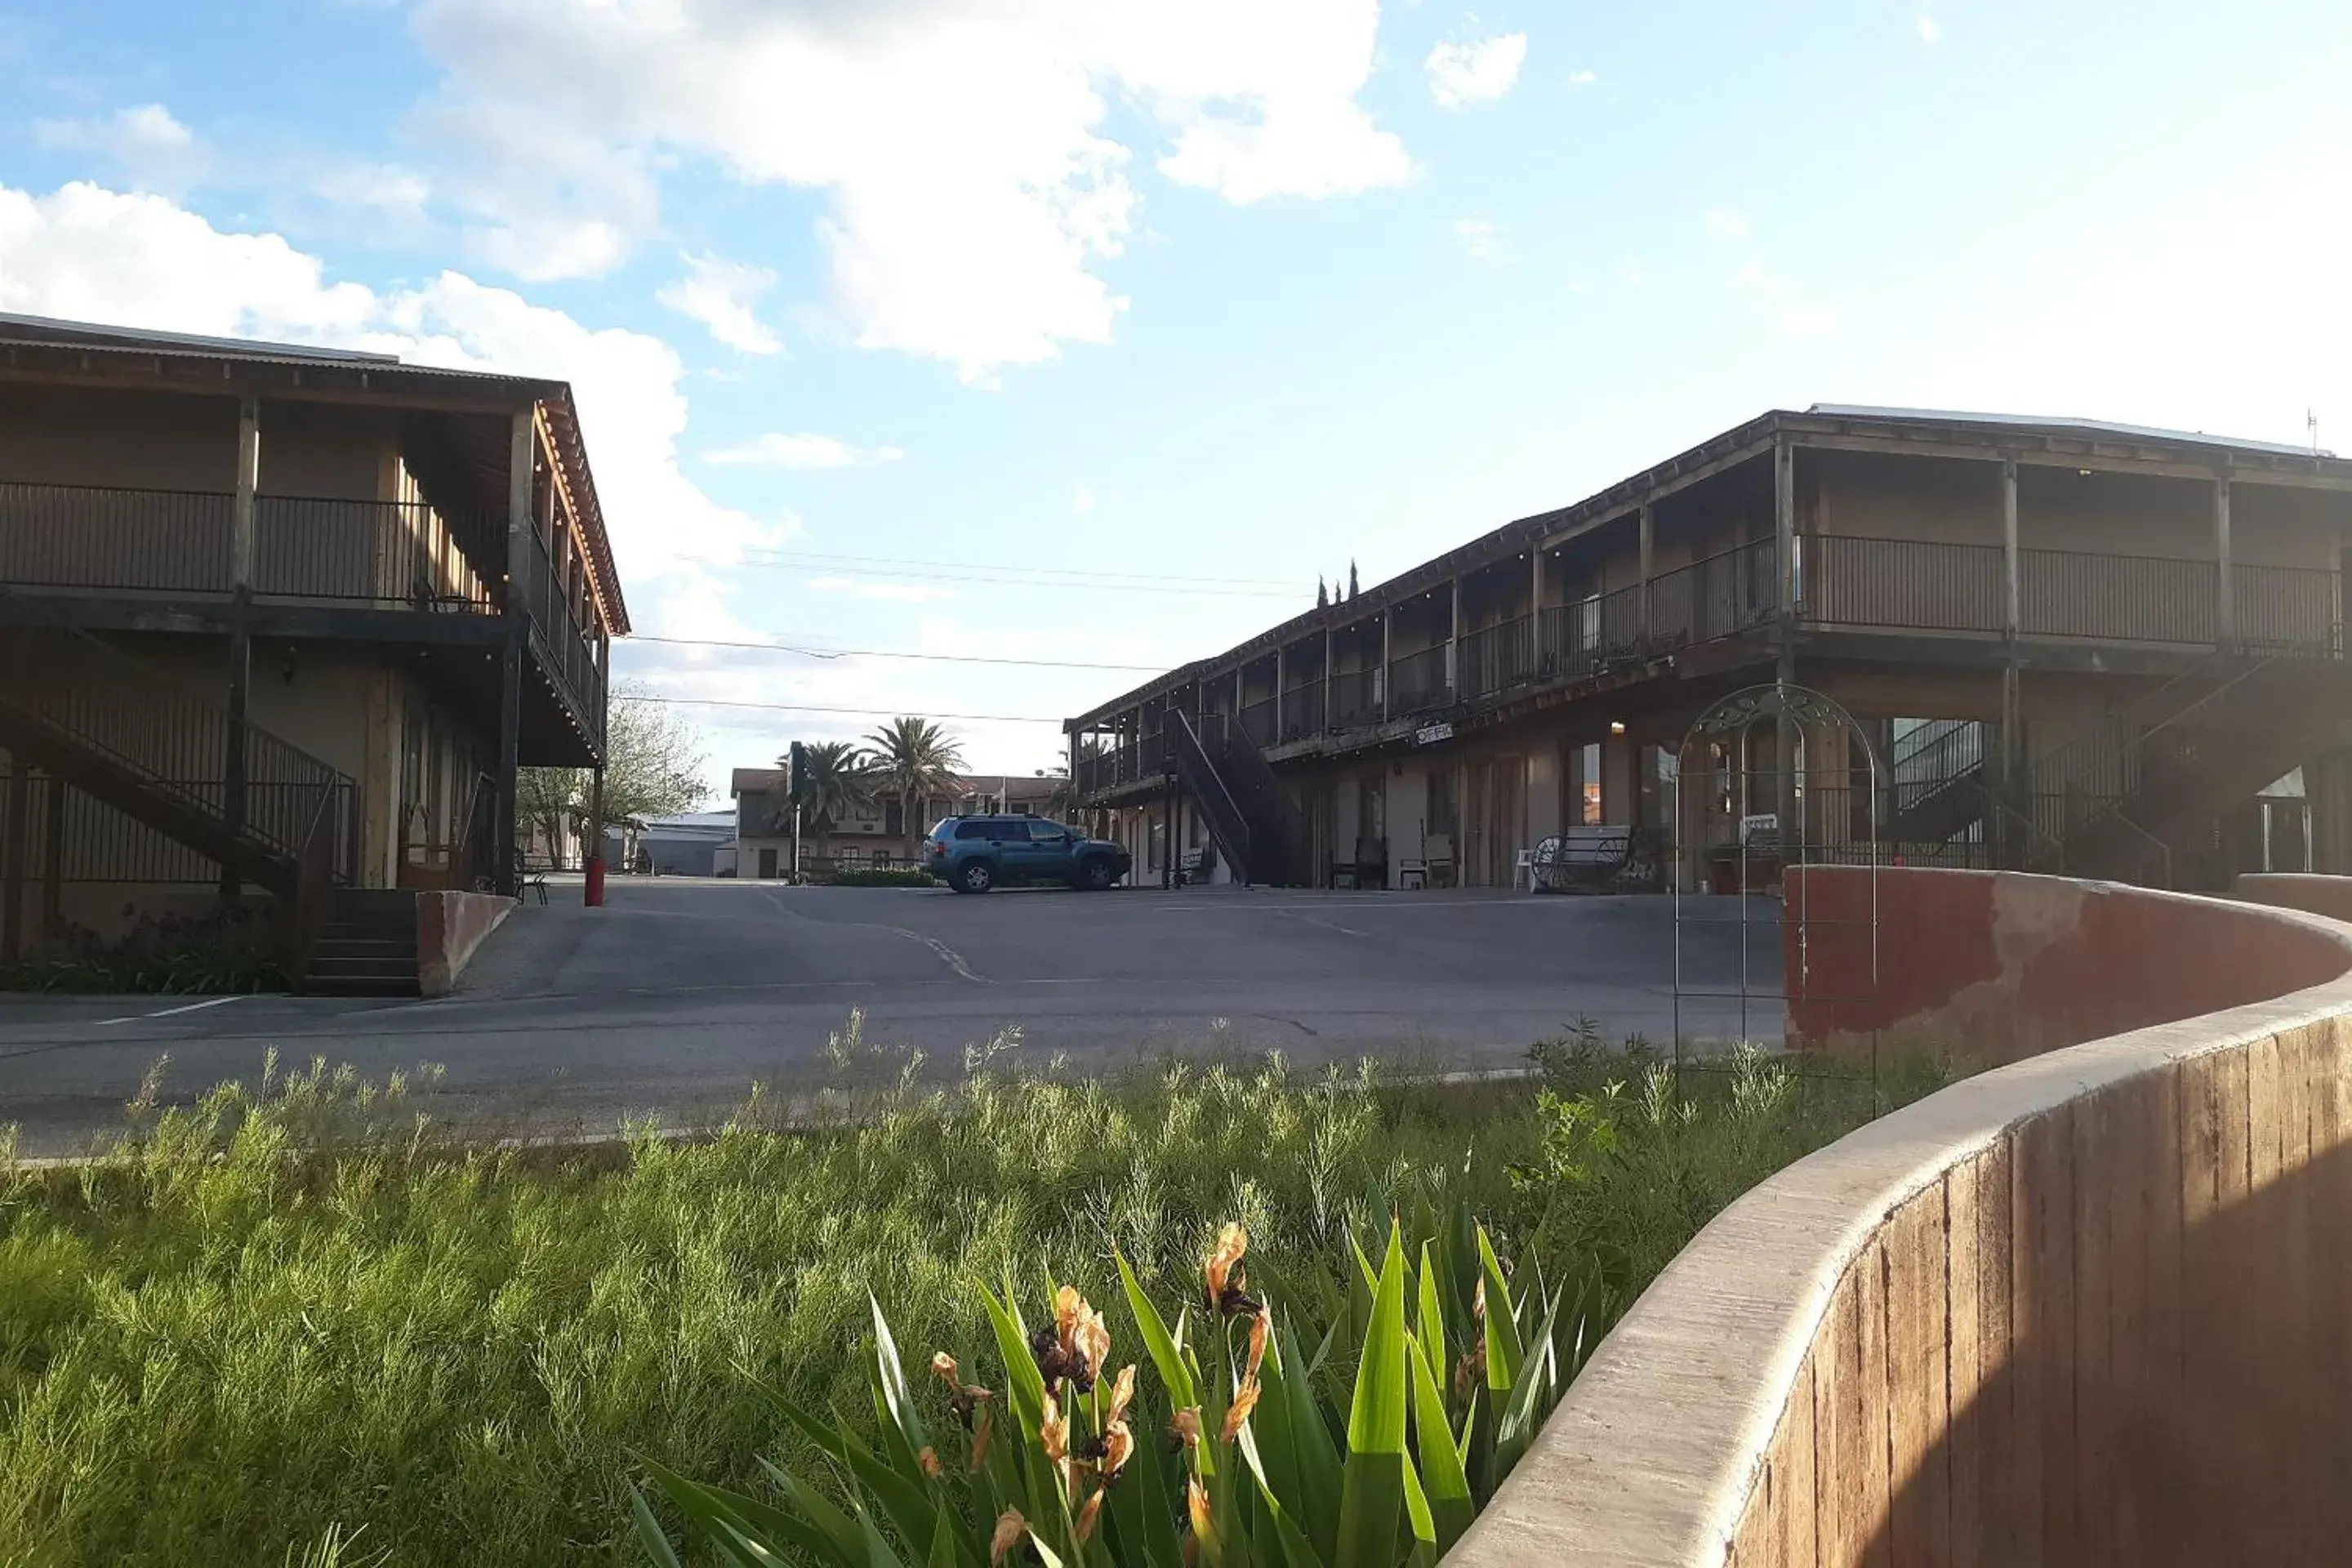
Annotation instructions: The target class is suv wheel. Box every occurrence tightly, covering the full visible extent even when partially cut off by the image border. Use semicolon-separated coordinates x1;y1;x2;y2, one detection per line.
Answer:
1076;856;1116;891
955;859;995;894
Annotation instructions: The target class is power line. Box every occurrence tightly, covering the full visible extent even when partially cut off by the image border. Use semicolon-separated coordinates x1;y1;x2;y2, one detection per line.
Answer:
737;546;1297;590
634;694;1067;725
622;634;1162;672
711;555;1298;599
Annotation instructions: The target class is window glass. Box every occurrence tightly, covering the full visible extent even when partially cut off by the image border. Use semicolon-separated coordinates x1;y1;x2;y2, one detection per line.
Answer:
954;821;991;840
987;819;1029;841
1029;820;1069;842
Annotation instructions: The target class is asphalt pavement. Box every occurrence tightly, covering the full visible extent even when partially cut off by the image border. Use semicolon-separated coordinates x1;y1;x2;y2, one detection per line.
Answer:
0;878;1789;1156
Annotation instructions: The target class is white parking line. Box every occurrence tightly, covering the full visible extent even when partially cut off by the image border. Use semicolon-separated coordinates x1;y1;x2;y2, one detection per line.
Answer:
92;994;250;1026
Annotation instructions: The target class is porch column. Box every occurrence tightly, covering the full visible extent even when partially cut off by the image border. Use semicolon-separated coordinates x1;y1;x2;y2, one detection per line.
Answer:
1379;608;1393;721
1774;439;1799;845
1;763;24;961
1448;575;1463;697
1530;547;1547;667
496;408;533;895
41;771;64;938
2214;474;2236;652
1322;627;1334;729
1275;646;1287;737
221;394;259;897
1637;501;1655;643
1998;456;2021;866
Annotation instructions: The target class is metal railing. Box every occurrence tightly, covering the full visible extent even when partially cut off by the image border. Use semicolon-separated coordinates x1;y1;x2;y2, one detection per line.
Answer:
2020;547;2216;645
1279;681;1325;741
2234;562;2340;655
1802;536;2005;633
0;481;234;594
1536;583;1644;684
1330;667;1382;728
518;523;606;745
252;496;497;611
1458;614;1536;699
1648;538;1779;647
1238;697;1277;748
1388;644;1451;715
0;627;361;884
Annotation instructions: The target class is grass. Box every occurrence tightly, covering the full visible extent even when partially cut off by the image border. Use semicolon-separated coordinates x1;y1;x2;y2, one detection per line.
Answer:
0;1031;1962;1566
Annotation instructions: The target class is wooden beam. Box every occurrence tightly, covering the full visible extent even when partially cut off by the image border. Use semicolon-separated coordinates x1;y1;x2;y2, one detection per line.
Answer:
0;355;539;416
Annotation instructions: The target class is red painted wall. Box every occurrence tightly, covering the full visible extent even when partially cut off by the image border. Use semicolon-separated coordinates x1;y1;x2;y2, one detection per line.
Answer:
1785;868;2352;1061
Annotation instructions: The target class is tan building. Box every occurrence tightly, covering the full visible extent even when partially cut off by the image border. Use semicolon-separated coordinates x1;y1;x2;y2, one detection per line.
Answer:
1067;407;2352;893
728;768;1062;878
0;312;628;988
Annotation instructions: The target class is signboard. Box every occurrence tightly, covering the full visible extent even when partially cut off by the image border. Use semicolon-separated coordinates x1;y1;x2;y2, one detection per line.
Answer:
1415;722;1454;746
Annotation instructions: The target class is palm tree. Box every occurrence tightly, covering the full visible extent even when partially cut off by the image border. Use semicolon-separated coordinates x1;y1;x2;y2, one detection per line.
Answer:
774;741;878;848
865;716;967;858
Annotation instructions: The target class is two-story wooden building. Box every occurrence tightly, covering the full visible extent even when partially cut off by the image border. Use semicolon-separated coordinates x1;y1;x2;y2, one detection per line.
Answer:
0;312;628;990
1066;408;2352;893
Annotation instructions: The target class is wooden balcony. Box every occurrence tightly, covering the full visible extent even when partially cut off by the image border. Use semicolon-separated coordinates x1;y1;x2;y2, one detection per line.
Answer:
0;479;605;754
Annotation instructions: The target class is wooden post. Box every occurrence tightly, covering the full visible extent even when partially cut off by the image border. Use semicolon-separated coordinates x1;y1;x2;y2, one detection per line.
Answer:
222;394;260;897
1;763;24;961
2215;474;2236;652
2000;457;2021;866
497;408;534;895
41;772;63;938
1322;627;1334;729
1774;439;1799;846
1637;501;1655;643
1530;546;1548;668
1275;646;1287;737
1379;608;1393;721
1449;575;1464;697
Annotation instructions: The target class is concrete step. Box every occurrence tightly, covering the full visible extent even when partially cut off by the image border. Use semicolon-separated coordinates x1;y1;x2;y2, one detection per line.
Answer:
311;937;416;960
302;973;422;997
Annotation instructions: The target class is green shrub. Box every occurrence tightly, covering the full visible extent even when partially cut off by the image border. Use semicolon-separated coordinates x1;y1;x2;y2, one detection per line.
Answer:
0;905;287;994
639;1213;1604;1567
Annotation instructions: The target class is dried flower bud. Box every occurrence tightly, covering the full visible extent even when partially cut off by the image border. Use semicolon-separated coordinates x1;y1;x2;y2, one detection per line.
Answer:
1101;1419;1135;1481
932;1351;960;1388
1204;1223;1248;1305
1170;1407;1202;1449
1245;1307;1271;1383
1075;1489;1104;1544
990;1509;1027;1566
1187;1477;1214;1541
918;1446;942;1479
971;1404;993;1471
1106;1363;1138;1427
1220;1377;1262;1443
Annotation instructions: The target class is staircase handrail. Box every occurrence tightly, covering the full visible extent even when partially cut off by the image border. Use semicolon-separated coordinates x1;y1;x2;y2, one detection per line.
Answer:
1169;710;1254;880
290;781;341;987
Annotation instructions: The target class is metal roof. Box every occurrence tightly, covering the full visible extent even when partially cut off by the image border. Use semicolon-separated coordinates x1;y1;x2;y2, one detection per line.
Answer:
1806;404;2334;461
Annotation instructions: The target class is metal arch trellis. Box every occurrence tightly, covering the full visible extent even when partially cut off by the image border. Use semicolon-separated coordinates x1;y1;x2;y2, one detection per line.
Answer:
1670;679;1885;1094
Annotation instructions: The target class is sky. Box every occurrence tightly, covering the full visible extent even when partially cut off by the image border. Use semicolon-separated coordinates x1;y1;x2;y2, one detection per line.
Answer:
2;0;2349;802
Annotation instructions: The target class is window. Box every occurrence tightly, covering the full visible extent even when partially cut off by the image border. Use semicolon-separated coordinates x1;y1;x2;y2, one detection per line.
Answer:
1575;742;1601;826
954;821;992;840
1028;820;1069;842
1427;768;1457;839
885;800;904;838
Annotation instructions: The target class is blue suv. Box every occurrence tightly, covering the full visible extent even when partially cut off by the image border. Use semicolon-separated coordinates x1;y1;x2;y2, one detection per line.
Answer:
926;816;1131;894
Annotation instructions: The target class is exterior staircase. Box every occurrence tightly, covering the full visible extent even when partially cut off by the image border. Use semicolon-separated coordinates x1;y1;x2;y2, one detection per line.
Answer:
0;625;361;982
1166;710;1312;886
305;889;423;997
1886;719;1989;847
2010;651;2352;889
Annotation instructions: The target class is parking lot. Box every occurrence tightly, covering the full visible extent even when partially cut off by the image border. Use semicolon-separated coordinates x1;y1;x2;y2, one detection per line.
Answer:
0;878;1788;1155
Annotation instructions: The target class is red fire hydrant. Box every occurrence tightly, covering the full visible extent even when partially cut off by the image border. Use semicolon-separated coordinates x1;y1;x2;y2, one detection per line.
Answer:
584;856;607;907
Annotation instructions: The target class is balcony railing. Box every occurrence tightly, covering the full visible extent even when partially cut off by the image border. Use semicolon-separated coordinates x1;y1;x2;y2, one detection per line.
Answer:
2236;562;2341;654
1802;535;2005;633
0;482;501;611
1239;697;1277;748
253;496;497;611
2020;547;2216;645
1073;531;2348;799
1279;681;1325;742
1389;644;1451;715
1330;667;1381;728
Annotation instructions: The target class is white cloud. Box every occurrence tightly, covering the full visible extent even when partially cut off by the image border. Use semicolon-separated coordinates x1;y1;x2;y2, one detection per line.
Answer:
1424;31;1528;109
1733;257;1789;294
401;0;1412;378
310;162;433;225
704;433;905;469
1706;207;1752;242
1567;69;1598;87
1453;216;1506;261
1917;13;1942;44
658;251;782;354
1775;305;1839;337
0;180;783;636
1071;483;1097;515
33;104;207;194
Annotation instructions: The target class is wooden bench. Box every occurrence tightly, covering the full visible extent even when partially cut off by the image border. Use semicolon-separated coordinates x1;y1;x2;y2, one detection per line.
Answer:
1530;826;1632;893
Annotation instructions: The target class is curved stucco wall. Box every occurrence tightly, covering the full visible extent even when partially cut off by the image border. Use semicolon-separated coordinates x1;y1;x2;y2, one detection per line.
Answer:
1449;868;2352;1568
